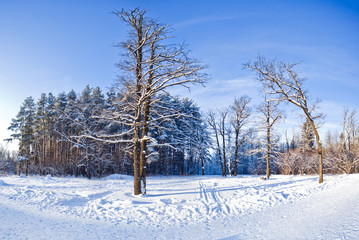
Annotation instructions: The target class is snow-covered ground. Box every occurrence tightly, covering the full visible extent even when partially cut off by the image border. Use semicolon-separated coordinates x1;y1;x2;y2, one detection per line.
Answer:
0;173;358;239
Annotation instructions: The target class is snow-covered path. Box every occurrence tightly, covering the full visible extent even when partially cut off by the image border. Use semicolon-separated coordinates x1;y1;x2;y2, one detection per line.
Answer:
245;174;359;240
0;201;117;240
0;174;358;239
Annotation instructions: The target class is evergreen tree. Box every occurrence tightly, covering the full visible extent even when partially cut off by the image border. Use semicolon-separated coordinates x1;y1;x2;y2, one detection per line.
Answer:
301;117;315;152
8;96;36;175
35;93;48;174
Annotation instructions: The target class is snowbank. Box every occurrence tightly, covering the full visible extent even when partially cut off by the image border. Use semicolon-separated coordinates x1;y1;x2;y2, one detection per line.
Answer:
102;174;134;181
0;179;8;186
45;174;52;180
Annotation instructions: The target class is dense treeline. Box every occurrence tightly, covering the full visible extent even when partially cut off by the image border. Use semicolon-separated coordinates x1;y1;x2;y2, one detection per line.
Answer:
6;86;210;178
5;84;359;179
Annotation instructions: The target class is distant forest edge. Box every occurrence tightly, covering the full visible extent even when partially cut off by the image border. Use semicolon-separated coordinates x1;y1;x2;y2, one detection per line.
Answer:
1;8;358;195
5;88;210;178
2;84;358;179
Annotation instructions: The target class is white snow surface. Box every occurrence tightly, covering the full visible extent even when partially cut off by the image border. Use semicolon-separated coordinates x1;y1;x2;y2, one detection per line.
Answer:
0;174;358;239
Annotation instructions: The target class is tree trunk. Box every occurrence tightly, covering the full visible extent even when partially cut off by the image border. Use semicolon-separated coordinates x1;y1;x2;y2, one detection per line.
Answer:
86;144;91;180
17;163;21;176
266;104;271;179
25;160;29;176
41;130;45;175
308;116;323;183
133;14;144;195
318;142;323;183
266;128;271;179
139;38;155;194
221;124;227;177
234;131;239;177
133;130;142;195
140;99;150;194
213;127;224;176
234;160;238;177
200;152;205;176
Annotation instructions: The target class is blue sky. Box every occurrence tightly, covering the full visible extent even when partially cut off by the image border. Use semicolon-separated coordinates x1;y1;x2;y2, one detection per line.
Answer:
1;0;359;150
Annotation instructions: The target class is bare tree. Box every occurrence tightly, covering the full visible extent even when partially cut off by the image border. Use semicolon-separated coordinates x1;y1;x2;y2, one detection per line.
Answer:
86;8;206;195
257;93;282;179
342;108;358;151
218;109;229;177
230;96;251;176
337;108;359;173
207;111;226;176
245;55;325;183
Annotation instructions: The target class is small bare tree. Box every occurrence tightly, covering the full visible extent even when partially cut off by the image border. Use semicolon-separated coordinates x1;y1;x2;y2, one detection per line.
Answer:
337;108;359;173
257;93;282;179
230;96;251;176
218;109;229;176
207;110;227;176
342;108;358;151
245;55;325;183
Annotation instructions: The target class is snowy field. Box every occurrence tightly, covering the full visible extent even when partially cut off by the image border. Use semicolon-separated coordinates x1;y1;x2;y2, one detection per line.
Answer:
0;173;358;240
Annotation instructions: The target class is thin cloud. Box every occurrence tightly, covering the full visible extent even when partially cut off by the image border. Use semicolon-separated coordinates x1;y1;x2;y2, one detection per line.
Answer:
174;15;245;29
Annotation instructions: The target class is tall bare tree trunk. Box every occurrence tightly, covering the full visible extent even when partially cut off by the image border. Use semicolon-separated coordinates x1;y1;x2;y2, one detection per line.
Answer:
208;113;225;176
40;130;45;175
133;87;143;194
25;160;29;176
200;153;205;176
266;103;271;179
139;37;155;194
234;143;238;176
133;127;142;195
222;129;227;177
308;117;323;183
220;111;228;177
266;125;271;179
133;11;144;195
140;100;149;194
